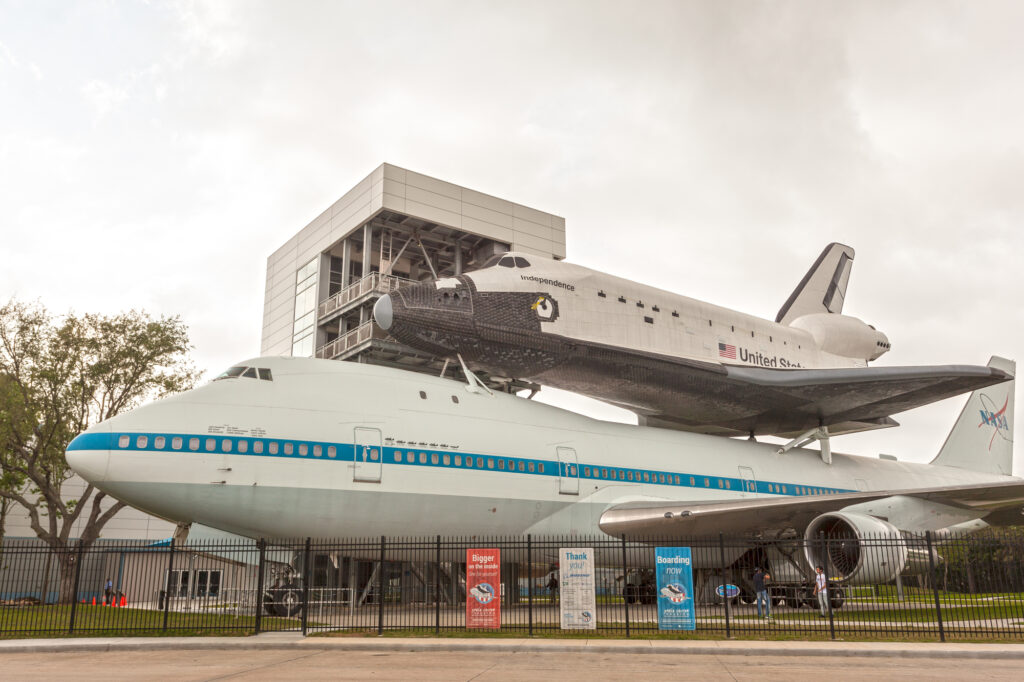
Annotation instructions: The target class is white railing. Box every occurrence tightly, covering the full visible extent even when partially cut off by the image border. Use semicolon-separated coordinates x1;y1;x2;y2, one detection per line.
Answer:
315;322;389;360
317;272;413;320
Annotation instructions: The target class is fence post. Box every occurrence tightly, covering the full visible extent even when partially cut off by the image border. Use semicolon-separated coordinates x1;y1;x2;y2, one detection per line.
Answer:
435;535;441;636
162;538;175;632
377;535;386;636
67;541;85;634
301;538;312;636
254;539;267;635
926;531;945;642
720;533;730;639
620;535;630;638
527;535;533;637
821;532;835;640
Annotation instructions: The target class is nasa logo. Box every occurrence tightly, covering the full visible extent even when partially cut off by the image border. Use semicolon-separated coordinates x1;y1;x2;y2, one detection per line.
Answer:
581;610;593;622
978;394;1011;450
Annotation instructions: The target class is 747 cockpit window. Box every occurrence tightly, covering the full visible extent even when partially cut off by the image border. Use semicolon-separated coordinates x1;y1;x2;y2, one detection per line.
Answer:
215;366;274;381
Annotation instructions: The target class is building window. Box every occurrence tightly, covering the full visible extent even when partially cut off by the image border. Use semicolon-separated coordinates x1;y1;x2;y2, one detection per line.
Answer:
291;257;319;357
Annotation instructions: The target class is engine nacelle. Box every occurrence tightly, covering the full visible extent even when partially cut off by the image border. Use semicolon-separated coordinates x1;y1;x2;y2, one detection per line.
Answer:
788;313;890;361
804;512;909;585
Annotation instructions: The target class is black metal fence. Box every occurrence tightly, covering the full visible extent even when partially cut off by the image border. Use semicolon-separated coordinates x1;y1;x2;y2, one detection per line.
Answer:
2;530;1023;640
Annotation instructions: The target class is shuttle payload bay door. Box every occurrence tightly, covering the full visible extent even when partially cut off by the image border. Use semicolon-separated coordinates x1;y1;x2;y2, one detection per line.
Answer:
556;446;579;495
354;427;382;483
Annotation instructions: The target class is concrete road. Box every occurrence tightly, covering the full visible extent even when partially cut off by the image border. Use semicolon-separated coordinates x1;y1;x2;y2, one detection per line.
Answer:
4;649;1024;681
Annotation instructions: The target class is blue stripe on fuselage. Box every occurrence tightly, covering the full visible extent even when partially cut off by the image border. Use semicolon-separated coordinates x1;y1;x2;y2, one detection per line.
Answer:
68;431;855;498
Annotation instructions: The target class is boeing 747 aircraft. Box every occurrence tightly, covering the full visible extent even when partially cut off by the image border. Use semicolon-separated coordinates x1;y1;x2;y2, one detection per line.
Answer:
373;244;1009;438
67;355;1019;594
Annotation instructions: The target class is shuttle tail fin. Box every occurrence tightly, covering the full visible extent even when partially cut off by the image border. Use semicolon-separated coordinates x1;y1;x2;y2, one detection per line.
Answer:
776;243;856;324
930;356;1015;476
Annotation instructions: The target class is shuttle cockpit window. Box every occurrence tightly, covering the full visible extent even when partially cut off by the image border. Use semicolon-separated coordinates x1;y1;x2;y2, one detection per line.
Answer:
215;366;274;381
495;255;532;269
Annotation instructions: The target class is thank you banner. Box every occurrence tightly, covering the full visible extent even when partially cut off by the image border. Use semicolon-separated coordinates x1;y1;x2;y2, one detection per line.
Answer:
559;547;597;629
466;548;501;629
655;546;695;630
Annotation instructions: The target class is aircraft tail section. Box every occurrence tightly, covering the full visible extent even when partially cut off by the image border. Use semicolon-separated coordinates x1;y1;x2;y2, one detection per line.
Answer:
930;356;1015;476
776;243;855;324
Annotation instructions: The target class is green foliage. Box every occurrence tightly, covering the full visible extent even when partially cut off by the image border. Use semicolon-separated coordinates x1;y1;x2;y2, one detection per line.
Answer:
0;299;198;598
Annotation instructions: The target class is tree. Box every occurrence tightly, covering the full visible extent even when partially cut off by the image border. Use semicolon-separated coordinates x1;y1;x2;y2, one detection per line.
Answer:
0;299;199;602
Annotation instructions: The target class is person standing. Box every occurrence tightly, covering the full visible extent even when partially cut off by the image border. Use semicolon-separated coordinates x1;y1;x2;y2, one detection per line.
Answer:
753;567;771;620
813;566;828;617
103;577;114;606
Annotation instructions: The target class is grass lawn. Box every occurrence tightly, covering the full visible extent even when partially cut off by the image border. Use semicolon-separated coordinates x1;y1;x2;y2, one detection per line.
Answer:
0;605;299;639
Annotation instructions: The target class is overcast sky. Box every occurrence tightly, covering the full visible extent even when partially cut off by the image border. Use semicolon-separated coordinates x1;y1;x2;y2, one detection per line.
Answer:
1;0;1021;470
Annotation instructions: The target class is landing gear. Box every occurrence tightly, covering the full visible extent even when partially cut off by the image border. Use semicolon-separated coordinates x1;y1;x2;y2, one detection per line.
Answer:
263;582;303;617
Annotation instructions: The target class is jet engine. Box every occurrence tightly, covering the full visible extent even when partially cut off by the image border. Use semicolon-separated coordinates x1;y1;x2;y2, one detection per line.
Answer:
803;512;909;585
788;313;890;361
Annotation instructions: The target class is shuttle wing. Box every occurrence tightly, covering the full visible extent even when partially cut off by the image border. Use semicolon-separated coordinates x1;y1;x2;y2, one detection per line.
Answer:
598;480;1024;538
641;361;1009;438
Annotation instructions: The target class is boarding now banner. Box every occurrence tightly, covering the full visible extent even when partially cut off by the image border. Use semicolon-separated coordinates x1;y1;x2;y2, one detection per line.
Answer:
655;546;696;630
466;548;501;629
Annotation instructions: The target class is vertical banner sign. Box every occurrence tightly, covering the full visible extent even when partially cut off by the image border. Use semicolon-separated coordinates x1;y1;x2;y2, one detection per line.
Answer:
466;548;501;629
655;547;696;630
559;547;597;630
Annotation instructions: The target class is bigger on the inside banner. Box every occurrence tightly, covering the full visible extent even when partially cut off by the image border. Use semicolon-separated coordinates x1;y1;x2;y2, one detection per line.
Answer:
466;548;501;629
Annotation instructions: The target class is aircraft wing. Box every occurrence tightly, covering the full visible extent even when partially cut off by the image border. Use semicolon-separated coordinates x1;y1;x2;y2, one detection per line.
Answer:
643;362;1010;438
598;479;1024;538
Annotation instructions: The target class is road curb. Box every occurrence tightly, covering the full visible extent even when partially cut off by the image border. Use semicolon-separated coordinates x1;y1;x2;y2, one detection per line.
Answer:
1;637;1024;658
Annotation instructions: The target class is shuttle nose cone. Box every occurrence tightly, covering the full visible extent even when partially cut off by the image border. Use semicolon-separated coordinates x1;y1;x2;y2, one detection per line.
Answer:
374;294;393;331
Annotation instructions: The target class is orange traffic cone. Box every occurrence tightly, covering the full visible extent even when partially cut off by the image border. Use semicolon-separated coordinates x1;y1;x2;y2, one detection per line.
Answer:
120;595;126;607
91;597;96;605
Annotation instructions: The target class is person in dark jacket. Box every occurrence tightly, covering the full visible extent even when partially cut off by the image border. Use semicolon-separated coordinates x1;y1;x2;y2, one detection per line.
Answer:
753;567;771;620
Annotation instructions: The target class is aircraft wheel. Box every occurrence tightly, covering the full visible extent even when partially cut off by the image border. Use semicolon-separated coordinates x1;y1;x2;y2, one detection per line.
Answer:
829;587;845;610
273;584;303;617
738;589;756;606
262;591;277;616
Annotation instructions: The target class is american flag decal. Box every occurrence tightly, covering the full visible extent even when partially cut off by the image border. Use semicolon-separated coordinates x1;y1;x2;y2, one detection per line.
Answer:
718;342;736;359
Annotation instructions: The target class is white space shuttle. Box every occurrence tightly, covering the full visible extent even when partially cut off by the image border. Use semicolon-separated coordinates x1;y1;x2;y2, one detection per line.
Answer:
373;244;1009;438
67;354;1020;586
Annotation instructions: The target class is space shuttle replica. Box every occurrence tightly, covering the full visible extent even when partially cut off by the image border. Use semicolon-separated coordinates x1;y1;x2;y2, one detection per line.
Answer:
374;243;1009;438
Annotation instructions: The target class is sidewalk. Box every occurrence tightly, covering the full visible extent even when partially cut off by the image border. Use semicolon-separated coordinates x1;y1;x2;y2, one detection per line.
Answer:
1;633;1023;659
